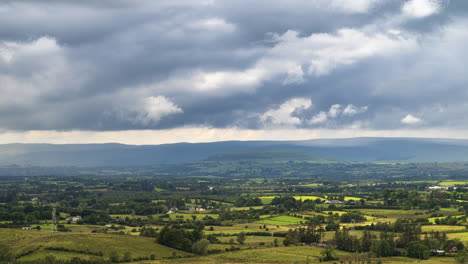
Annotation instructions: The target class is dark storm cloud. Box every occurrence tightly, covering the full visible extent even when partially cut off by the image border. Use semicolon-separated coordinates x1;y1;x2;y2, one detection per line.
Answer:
0;0;467;131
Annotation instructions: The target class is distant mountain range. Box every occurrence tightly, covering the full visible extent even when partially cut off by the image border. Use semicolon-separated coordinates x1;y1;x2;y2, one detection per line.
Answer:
1;137;468;167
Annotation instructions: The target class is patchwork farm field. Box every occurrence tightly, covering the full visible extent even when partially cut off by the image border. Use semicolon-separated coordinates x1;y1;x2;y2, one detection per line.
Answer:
1;164;468;264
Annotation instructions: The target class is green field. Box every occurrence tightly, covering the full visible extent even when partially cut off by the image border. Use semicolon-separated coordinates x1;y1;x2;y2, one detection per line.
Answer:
350;209;429;219
204;223;291;236
139;247;459;264
256;215;305;226
447;231;468;244
421;225;467;233
439;180;468;186
344;196;362;201
0;229;191;261
428;214;465;223
150;245;351;264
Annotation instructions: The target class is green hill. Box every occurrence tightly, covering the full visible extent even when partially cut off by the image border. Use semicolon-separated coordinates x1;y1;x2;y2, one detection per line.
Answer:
205;149;330;163
2;137;468;167
0;228;191;262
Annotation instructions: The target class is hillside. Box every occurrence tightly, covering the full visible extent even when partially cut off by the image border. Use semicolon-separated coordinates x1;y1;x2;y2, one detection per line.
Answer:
205;149;331;163
0;229;191;261
1;137;468;166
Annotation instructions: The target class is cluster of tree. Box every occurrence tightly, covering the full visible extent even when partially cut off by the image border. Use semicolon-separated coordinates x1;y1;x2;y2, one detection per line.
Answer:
339;212;367;223
270;196;319;212
157;225;210;255
434;215;465;225
376;188;456;209
139;226;159;237
283;226;323;246
364;219;423;233
234;197;262;207
333;226;465;260
218;209;261;221
0;204;55;223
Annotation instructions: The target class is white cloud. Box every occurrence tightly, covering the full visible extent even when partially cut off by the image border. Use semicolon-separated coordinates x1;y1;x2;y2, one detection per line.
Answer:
283;63;304;85
327;0;381;13
133;96;183;126
402;0;442;18
145;27;415;97
189;18;236;32
401;114;423;124
260;97;312;126
2;127;468;145
190;69;266;92
263;28;416;79
328;104;342;118
309;111;328;124
0;36;87;108
343;105;368;116
0;36;61;64
0;43;17;63
308;104;367;125
153;68;267;96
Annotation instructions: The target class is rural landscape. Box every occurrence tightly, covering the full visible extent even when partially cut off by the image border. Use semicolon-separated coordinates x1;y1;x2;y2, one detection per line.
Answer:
2;0;468;263
0;139;467;264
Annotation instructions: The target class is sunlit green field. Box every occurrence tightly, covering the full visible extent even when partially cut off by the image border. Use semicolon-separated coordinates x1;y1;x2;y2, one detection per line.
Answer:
421;225;467;233
0;228;191;261
350;209;428;219
204;223;290;235
447;231;468;244
217;235;281;245
439;180;468;186
148;245;352;264
344;196;362;201
256;215;305;226
428;214;465;223
136;247;458;264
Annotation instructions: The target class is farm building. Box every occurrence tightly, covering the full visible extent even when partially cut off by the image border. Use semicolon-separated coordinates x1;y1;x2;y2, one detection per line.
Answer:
324;200;345;204
65;216;82;222
428;186;449;190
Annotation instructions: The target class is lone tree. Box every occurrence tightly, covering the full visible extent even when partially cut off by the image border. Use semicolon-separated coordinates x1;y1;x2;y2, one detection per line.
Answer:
320;246;337;262
192;238;210;255
237;232;246;245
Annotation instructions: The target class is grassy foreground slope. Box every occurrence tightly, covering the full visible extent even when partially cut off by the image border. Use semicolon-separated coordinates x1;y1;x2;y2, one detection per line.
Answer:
0;229;191;261
132;247;457;264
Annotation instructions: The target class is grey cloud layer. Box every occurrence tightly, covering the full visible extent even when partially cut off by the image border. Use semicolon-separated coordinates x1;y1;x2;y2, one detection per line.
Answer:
0;0;466;131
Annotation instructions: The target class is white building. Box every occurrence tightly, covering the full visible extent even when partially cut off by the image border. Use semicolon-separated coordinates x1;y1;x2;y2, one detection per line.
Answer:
428;186;449;191
66;216;82;222
324;200;345;204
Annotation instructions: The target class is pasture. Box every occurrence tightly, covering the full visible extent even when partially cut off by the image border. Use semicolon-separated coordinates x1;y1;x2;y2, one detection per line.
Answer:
0;228;191;261
256;215;305;226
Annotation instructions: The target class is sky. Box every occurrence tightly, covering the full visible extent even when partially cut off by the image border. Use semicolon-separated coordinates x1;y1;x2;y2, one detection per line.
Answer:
0;0;468;145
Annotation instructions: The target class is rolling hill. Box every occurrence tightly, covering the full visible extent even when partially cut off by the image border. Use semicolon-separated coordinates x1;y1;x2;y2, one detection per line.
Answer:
205;149;331;163
1;137;468;167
